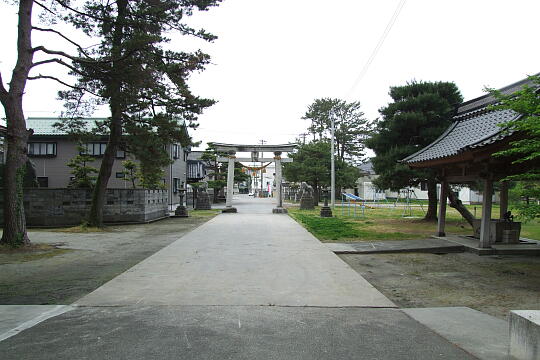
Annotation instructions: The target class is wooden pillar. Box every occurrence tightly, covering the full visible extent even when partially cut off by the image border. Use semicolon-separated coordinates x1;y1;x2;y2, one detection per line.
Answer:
437;180;448;237
479;178;493;248
225;152;236;209
499;180;509;219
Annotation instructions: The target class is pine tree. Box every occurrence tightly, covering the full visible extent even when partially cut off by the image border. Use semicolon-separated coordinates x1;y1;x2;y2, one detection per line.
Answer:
366;81;463;221
57;0;220;226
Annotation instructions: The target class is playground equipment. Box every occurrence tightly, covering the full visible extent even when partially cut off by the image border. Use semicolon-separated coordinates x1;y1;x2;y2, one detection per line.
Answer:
394;188;426;217
341;193;366;218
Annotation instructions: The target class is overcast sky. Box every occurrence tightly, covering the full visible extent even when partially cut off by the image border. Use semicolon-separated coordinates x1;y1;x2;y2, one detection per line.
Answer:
1;0;539;152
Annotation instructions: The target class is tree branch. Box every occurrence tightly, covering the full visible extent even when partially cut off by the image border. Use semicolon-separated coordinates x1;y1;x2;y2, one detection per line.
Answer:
32;26;92;58
31;58;105;79
28;75;102;98
33;45;138;65
52;0;107;21
33;0;56;15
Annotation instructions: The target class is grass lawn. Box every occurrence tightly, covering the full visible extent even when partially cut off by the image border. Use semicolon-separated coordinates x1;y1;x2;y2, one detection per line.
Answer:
288;204;540;242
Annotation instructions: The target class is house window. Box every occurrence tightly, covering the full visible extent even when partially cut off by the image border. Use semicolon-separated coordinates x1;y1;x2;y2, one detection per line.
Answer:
173;144;180;159
83;143;107;156
28;142;56;156
116;149;125;159
37;177;48;187
116;172;125;178
420;181;428;191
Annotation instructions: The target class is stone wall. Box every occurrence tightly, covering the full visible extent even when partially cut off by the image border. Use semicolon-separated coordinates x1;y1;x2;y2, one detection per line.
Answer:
0;188;168;227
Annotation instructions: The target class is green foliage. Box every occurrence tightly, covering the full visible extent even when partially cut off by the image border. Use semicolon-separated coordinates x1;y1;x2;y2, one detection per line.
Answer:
283;140;359;190
60;0;219;124
67;145;98;188
124;114;187;189
303;98;372;163
190;182;205;189
201;144;226;181
234;162;250;184
121;160;139;189
206;180;226;190
366;81;463;191
488;76;540;220
509;182;540;221
489;75;540;175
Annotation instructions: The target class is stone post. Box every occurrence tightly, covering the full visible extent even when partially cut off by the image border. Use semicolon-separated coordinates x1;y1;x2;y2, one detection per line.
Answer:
272;151;287;214
479;178;493;248
223;152;237;213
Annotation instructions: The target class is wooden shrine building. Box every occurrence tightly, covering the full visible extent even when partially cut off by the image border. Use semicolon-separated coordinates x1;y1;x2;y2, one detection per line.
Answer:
402;75;539;249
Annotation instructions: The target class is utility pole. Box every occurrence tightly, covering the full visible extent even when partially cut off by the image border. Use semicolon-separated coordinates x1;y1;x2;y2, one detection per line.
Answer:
259;139;266;197
330;111;335;208
299;132;308;145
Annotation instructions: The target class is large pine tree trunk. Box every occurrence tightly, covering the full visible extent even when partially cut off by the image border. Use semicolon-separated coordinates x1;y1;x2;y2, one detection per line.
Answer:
445;183;476;227
87;117;121;227
2;112;32;246
86;0;128;227
0;0;34;246
424;179;438;221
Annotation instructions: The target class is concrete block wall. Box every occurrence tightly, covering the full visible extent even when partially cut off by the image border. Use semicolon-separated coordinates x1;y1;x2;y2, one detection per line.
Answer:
0;188;168;226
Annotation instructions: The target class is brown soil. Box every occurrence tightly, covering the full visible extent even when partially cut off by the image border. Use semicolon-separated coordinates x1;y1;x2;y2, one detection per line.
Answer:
340;252;540;320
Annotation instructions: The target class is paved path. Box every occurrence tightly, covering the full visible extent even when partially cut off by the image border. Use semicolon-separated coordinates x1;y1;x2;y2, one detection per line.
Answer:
77;196;393;307
0;196;477;359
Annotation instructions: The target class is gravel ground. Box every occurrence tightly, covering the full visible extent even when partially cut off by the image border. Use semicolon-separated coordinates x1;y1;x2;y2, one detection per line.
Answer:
0;215;215;305
340;252;540;320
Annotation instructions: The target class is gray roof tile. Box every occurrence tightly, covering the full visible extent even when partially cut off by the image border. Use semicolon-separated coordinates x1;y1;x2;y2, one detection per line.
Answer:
402;74;540;165
402;109;519;164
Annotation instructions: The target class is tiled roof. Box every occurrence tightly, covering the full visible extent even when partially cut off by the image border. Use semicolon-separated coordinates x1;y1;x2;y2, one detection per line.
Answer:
402;109;519;164
358;161;375;174
27;117;186;136
402;74;539;165
27;117;107;135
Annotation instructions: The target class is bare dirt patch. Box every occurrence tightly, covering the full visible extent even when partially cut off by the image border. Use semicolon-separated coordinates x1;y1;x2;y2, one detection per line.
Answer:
0;213;217;305
340;252;540;320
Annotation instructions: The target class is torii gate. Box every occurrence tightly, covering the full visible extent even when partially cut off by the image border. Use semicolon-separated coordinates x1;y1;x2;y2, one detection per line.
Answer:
212;143;297;213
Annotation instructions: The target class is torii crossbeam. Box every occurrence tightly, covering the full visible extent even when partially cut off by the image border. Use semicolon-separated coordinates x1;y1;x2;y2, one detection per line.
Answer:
212;143;297;213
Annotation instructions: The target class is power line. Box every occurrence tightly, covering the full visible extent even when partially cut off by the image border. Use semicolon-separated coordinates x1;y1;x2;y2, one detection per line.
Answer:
345;0;407;98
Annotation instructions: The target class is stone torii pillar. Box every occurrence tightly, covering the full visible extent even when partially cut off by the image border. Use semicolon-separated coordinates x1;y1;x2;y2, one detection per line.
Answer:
272;151;287;214
223;151;237;213
212;143;297;213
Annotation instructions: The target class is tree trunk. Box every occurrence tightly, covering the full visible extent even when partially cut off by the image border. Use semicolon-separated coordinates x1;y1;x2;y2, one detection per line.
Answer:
87;111;122;227
0;0;35;247
445;183;475;227
87;0;128;227
1;117;32;246
424;179;438;221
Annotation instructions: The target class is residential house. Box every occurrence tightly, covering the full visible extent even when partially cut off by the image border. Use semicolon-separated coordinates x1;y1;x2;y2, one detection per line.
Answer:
186;151;208;183
26;117;189;208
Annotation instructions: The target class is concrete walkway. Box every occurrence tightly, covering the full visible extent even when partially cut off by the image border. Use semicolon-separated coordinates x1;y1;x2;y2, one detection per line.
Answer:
77;196;394;307
0;196;478;359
